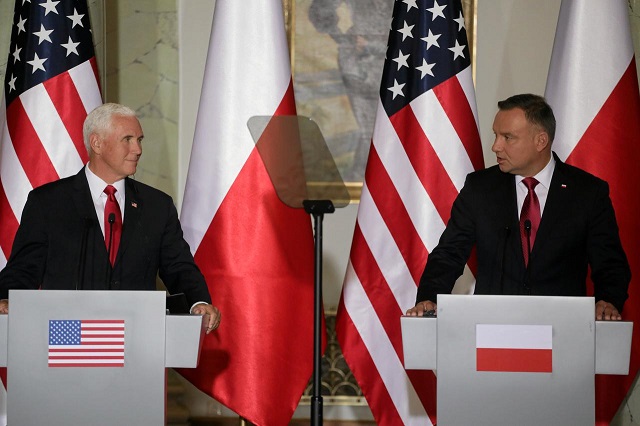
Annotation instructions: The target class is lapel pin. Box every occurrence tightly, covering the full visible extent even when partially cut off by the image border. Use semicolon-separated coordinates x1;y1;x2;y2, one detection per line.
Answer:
561;184;567;188
131;202;138;208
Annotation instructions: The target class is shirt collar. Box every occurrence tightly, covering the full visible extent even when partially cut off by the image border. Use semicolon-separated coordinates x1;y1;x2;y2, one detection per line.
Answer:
85;164;126;202
517;155;555;189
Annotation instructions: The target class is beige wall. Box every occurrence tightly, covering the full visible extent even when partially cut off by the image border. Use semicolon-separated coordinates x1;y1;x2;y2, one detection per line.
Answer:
104;0;180;198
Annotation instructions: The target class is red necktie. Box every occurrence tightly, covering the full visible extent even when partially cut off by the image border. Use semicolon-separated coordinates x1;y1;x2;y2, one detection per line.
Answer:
104;185;122;266
520;177;540;266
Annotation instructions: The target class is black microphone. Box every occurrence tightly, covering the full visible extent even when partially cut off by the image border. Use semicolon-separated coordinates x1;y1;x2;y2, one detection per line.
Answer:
524;219;532;261
76;217;93;291
499;225;511;295
523;219;532;294
106;213;115;290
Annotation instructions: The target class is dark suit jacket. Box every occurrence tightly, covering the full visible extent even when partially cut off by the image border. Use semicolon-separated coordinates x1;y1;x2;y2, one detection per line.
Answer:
417;154;630;311
0;168;211;306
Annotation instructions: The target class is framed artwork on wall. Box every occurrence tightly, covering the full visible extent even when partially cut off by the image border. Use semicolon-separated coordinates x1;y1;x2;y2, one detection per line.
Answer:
285;0;477;200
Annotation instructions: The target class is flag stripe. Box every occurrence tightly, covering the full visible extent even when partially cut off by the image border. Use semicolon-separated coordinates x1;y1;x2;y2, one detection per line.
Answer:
476;348;553;373
68;57;102;113
371;104;446;252
0;184;18;262
22;83;85;179
544;0;633;161
340;264;432;425
432;71;483;171
6;99;59;188
44;72;90;164
357;187;420;311
390;105;459;224
476;324;552;349
49;363;124;367
364;145;428;283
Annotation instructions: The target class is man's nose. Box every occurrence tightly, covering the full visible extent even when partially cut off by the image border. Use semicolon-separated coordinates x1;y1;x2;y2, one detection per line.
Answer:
131;141;142;155
491;138;502;152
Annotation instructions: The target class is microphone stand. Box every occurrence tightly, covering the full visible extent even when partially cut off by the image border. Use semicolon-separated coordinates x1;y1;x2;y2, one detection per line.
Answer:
523;219;532;294
106;213;115;290
76;218;92;291
499;225;510;294
303;199;335;426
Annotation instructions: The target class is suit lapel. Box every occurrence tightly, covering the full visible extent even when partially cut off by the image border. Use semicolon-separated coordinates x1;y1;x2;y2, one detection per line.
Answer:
503;173;526;265
71;167;99;223
530;156;569;261
117;178;141;263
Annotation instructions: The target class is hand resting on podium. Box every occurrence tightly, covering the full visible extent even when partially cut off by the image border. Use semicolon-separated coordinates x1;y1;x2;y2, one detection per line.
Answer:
405;299;622;321
0;298;221;332
192;303;221;333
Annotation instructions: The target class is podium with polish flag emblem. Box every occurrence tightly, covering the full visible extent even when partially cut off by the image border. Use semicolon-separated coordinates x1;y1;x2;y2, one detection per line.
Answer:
0;290;206;426
401;295;633;425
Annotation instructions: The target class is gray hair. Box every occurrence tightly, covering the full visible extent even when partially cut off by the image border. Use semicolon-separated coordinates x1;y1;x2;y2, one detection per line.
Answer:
83;103;137;152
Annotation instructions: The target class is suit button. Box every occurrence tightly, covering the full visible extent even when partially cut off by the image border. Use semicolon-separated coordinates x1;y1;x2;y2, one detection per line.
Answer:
112;281;120;289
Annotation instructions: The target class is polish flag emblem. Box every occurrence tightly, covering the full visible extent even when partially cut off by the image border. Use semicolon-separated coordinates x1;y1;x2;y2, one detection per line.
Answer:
476;324;552;373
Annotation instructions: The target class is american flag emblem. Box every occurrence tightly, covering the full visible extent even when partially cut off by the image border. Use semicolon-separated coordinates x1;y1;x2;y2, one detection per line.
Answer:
48;320;125;367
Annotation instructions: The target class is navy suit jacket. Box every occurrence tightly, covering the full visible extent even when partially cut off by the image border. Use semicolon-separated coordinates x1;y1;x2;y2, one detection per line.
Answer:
417;154;630;311
0;168;211;306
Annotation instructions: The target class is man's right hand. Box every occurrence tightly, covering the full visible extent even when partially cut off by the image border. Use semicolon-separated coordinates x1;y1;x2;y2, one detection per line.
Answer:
0;299;8;314
405;300;437;317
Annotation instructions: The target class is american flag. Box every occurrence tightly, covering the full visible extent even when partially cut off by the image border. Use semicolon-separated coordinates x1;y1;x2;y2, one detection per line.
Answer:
335;0;483;424
0;0;102;269
48;319;125;367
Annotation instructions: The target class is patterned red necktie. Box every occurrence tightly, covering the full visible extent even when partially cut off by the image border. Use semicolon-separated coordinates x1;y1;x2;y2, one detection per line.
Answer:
103;185;122;266
520;177;540;266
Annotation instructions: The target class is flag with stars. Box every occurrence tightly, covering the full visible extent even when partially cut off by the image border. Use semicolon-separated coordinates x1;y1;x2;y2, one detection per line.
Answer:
48;319;125;367
336;0;483;424
0;0;102;274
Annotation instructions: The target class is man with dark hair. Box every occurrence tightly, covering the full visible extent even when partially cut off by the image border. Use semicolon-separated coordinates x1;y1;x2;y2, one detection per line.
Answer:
406;94;630;320
0;103;221;332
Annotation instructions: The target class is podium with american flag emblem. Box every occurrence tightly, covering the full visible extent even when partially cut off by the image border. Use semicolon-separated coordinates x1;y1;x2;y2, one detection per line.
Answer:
0;290;205;426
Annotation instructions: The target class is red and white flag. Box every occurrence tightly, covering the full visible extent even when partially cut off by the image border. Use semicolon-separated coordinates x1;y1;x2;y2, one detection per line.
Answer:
178;1;316;425
545;0;640;423
0;0;101;400
476;324;552;373
335;0;483;424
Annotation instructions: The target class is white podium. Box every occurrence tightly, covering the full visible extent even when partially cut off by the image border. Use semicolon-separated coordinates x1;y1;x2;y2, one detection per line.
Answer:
401;295;633;426
0;290;206;426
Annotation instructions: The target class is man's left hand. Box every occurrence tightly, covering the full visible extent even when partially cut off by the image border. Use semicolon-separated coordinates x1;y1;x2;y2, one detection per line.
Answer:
595;300;621;321
192;303;221;333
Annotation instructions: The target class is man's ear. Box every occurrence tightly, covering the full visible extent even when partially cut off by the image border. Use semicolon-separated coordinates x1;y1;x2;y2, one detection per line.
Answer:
89;133;101;154
536;131;549;152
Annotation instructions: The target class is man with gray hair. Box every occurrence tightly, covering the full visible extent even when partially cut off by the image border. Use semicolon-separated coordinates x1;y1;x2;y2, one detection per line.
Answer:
0;103;220;332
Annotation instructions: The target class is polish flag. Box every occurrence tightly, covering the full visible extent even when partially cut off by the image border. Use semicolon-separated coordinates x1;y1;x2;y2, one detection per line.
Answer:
476;324;553;373
544;1;640;422
178;1;316;424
